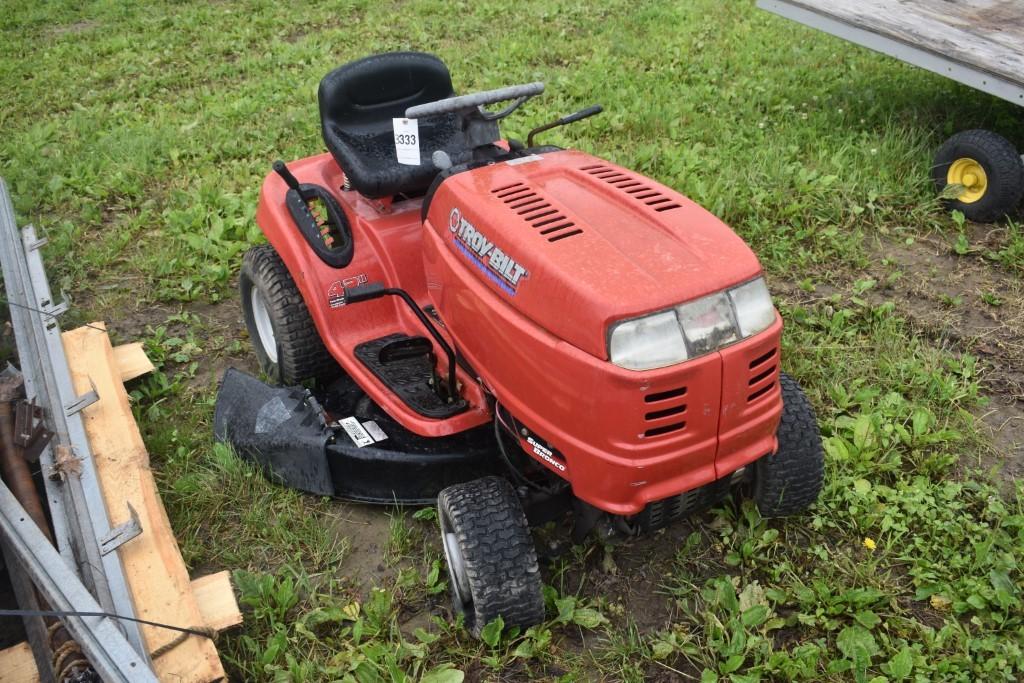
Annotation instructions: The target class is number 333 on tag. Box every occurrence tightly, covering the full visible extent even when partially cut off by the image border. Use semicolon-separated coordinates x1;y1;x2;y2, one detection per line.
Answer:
393;118;420;165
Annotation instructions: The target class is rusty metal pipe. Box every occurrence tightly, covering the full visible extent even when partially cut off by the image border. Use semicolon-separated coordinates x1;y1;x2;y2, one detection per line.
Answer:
0;377;92;680
0;378;52;544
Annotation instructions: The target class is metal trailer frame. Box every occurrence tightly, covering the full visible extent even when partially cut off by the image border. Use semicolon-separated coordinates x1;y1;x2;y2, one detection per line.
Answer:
0;178;151;674
0;479;158;683
756;0;1024;108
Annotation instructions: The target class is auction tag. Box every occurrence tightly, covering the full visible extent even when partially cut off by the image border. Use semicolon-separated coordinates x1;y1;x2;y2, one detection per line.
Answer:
392;118;420;166
339;416;374;448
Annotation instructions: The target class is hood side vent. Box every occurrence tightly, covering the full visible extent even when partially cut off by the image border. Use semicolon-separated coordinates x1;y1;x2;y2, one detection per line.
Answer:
581;165;682;213
491;182;583;243
641;385;687;437
747;347;778;403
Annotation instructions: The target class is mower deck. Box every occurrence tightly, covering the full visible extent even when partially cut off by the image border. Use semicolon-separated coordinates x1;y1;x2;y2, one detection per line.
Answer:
213;368;499;504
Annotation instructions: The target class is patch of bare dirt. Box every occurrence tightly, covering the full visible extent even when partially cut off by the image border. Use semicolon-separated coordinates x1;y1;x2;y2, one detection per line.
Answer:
544;518;719;634
326;503;398;590
789;232;1024;483
584;530;688;631
85;295;254;392
47;19;98;37
187;299;254;392
870;236;1022;480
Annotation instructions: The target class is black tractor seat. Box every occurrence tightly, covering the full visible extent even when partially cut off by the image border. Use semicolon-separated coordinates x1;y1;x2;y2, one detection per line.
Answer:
319;52;469;199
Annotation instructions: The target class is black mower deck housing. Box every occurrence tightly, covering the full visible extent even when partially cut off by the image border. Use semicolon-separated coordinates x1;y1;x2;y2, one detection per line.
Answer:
213;368;499;504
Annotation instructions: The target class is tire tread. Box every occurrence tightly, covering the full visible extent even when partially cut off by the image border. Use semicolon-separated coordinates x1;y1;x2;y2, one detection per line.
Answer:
754;372;825;518
932;129;1024;222
240;244;338;384
438;476;545;636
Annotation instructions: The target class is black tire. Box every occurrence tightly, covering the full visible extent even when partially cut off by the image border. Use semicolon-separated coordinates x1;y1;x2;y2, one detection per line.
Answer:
753;372;824;518
239;244;339;385
932;129;1023;222
437;476;545;637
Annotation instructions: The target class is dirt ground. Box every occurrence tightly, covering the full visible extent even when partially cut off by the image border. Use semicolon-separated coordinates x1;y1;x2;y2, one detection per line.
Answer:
862;234;1021;479
775;229;1023;480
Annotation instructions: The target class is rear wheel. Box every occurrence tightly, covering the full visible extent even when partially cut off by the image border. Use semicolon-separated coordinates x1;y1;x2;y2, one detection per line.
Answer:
239;244;339;384
753;372;824;518
932;129;1023;222
437;476;545;637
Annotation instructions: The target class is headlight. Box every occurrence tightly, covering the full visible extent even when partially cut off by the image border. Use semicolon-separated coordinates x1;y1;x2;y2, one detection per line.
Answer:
676;292;738;356
608;277;775;371
608;310;688;371
728;277;775;337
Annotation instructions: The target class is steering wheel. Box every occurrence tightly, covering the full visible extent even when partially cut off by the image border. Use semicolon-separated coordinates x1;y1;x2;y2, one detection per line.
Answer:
405;82;545;121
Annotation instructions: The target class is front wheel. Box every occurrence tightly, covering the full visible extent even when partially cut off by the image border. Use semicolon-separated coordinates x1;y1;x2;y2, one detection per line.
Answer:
753;372;824;518
437;476;545;637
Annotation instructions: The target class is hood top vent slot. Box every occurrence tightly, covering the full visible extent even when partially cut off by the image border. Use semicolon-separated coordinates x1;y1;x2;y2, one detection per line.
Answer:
579;164;682;213
490;182;583;243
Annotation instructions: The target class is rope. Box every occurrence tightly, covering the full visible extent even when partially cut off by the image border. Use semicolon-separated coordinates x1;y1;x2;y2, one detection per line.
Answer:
0;608;216;641
0;296;109;333
150;630;195;659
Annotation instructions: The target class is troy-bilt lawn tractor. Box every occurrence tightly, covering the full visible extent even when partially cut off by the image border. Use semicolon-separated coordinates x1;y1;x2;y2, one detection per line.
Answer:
214;52;824;636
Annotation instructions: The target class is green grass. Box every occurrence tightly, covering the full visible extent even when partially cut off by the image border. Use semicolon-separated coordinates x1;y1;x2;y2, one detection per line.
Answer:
2;0;1023;681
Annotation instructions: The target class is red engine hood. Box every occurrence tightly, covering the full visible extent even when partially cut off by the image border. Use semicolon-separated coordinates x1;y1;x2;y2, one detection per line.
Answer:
426;149;763;359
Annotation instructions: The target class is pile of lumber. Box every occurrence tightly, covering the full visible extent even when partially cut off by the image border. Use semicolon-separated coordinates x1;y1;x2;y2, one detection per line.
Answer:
0;324;241;682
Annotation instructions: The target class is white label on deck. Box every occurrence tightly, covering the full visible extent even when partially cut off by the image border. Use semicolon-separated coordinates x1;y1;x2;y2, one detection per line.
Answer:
393;118;420;165
363;420;388;442
339;416;374;447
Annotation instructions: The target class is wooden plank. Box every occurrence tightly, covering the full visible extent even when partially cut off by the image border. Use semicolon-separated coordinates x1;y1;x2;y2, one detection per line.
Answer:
191;571;243;633
786;0;1024;86
0;642;39;683
62;323;226;682
0;573;241;683
112;342;155;383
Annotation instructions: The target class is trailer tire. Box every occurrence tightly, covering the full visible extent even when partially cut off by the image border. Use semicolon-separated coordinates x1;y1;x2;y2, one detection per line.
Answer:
933;129;1023;223
753;373;824;518
240;244;339;385
437;476;545;637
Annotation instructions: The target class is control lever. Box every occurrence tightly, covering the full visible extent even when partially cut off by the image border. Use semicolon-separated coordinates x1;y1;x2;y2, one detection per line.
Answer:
273;160;303;192
526;104;603;147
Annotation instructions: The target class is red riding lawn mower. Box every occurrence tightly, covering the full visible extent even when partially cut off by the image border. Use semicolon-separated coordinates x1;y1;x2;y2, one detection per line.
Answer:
214;52;825;636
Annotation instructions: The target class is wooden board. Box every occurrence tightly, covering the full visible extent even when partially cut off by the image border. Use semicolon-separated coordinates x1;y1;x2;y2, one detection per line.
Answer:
0;642;37;683
191;571;243;634
112;342;155;383
785;0;1024;86
62;323;226;682
0;573;241;682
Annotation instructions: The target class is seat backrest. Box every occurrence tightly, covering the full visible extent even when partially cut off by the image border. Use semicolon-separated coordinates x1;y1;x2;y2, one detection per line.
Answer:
318;53;460;198
318;52;455;133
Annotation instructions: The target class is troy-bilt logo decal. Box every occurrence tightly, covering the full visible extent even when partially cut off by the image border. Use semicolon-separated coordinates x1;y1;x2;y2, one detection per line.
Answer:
449;207;528;295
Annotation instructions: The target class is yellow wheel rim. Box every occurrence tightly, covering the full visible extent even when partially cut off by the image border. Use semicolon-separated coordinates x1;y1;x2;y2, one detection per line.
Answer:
946;157;988;203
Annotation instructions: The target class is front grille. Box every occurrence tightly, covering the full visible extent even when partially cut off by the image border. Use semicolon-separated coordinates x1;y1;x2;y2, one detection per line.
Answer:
631;477;731;531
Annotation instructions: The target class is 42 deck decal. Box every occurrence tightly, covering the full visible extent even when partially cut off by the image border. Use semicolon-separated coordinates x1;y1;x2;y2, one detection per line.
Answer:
449;207;528;295
327;273;368;308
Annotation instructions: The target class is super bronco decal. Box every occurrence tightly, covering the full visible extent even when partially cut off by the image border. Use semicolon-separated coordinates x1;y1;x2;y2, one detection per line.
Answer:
448;207;528;295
